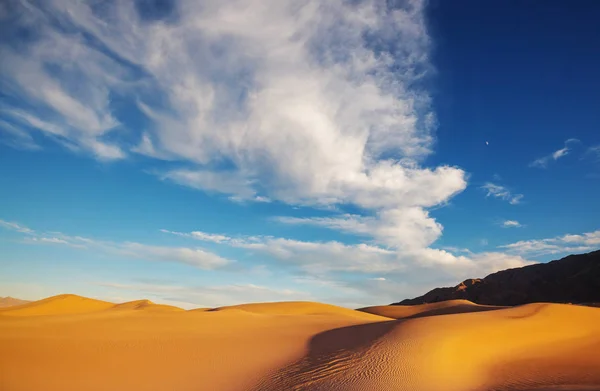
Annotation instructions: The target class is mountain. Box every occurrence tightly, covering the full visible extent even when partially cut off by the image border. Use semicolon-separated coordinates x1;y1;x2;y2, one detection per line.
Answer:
0;296;30;308
394;250;600;306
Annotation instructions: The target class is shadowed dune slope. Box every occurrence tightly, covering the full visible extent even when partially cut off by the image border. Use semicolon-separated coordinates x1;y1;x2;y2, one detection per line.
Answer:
358;299;506;319
0;297;30;308
256;303;600;391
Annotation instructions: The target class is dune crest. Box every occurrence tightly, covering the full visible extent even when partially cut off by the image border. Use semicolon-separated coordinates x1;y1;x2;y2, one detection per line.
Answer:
111;300;183;312
211;301;390;320
0;294;114;316
358;299;505;319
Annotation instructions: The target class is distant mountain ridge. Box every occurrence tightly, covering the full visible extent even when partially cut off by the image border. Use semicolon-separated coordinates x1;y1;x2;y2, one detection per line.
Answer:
394;250;600;306
0;296;30;308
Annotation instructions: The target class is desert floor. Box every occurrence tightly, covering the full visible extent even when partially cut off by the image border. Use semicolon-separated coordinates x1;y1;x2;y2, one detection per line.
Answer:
1;294;599;391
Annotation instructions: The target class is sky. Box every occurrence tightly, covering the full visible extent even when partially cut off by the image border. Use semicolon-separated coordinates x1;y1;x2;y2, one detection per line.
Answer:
1;0;599;309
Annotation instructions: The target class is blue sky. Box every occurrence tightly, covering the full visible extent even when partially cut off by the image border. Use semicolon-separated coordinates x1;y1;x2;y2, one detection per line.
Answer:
1;0;599;308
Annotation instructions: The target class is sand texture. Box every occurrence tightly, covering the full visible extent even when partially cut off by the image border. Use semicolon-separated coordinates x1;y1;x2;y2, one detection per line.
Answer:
1;294;599;391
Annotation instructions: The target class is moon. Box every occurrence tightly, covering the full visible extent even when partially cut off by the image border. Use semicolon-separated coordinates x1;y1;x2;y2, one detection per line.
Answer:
485;141;489;145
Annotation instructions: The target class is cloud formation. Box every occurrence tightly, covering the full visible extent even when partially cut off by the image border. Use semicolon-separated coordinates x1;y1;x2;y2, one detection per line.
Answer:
161;228;532;280
481;183;524;205
529;139;579;168
0;219;232;270
501;220;522;228
499;230;600;257
0;0;470;261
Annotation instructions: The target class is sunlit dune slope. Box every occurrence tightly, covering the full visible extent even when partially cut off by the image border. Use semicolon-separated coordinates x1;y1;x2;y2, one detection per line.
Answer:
111;299;184;312
212;301;390;320
257;303;600;391
358;299;505;319
0;294;114;316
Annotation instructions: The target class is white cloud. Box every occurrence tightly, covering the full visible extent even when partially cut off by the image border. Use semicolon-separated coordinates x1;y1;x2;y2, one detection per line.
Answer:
160;229;231;243
529;139;579;168
499;229;600;256
274;207;442;249
0;0;470;260
481;183;523;205
161;227;531;280
0;119;40;150
1;220;232;270
501;220;522;228
0;219;35;234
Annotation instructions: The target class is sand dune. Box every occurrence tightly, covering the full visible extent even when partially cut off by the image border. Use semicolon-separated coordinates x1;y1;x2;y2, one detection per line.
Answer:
1;296;599;391
111;299;184;312
212;301;390;320
0;294;114;316
358;299;506;319
258;303;600;390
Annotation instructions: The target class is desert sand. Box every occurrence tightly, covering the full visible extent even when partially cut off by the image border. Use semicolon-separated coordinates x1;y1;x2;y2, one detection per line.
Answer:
1;295;599;391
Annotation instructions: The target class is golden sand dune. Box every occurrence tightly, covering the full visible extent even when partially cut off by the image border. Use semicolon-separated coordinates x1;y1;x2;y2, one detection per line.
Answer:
1;296;599;391
111;299;184;312
258;303;600;391
358;299;506;319
0;294;114;316
212;301;390;320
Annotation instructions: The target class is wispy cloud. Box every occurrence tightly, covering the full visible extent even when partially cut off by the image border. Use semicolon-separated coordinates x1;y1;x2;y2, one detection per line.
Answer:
481;183;524;205
161;227;532;279
499;230;600;257
529;139;579;168
0;0;470;261
0;219;35;234
501;220;522;228
1;220;232;270
585;145;600;161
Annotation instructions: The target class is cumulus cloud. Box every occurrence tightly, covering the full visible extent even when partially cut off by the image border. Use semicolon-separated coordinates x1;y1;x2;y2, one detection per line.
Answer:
274;207;442;249
499;230;600;257
481;183;523;205
529;139;579;168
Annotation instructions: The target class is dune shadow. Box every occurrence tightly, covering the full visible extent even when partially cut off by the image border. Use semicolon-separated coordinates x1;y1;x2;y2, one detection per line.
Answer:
251;320;399;391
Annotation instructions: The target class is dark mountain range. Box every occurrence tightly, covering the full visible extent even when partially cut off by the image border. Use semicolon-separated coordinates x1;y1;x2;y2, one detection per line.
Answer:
394;250;600;306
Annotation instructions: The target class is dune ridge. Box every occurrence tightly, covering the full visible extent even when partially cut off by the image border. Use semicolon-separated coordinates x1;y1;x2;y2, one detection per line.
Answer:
358;299;506;319
1;295;599;391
